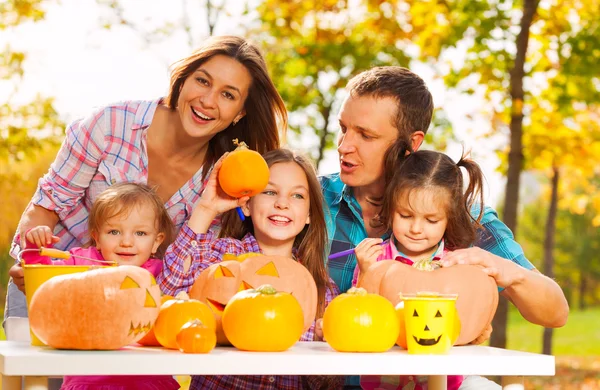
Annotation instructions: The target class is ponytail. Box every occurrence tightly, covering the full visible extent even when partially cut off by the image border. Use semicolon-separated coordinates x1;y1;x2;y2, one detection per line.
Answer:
456;154;485;225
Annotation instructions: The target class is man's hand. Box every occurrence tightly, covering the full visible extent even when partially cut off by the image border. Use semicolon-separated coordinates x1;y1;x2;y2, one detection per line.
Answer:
441;247;521;289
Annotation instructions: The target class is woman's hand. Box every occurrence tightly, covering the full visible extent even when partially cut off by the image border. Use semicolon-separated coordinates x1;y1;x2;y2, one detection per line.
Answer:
188;153;250;234
355;238;383;275
441;247;520;289
9;265;25;293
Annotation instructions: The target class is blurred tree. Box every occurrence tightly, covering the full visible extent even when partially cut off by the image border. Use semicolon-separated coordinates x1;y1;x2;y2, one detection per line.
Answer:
252;0;454;166
1;0;64;306
366;0;600;348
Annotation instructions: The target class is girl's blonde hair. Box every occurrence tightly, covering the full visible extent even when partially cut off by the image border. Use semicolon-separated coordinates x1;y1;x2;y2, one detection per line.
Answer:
219;149;332;327
88;183;175;258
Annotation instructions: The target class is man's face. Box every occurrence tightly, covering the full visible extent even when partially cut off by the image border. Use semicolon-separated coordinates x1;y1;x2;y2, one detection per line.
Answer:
337;94;399;191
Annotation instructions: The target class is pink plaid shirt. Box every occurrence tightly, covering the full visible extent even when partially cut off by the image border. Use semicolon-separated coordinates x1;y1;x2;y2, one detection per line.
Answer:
10;98;208;259
159;225;342;389
354;239;462;390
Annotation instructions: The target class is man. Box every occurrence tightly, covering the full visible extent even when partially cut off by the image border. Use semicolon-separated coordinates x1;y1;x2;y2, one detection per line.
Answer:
320;66;568;389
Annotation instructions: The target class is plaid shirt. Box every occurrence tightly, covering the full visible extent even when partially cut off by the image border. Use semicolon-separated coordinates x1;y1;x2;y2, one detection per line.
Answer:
160;225;342;389
9;98;207;259
320;173;535;294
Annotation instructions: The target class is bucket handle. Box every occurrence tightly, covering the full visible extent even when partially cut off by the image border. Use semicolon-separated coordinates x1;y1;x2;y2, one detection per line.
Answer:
18;248;117;266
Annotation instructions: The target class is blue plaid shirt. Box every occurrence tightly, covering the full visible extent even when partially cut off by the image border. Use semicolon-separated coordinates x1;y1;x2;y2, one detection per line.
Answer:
320;173;535;294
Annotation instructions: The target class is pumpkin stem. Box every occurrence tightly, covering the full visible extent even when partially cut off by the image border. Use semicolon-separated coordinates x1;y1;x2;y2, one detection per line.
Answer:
346;287;368;296
175;291;190;300
232;138;249;150
255;284;278;295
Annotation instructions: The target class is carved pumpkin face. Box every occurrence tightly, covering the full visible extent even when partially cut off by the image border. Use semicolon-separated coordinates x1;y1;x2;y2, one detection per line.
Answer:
29;266;161;350
401;294;460;354
190;255;317;344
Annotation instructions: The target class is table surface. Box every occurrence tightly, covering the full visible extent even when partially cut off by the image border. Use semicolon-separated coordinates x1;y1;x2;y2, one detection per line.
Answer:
0;341;555;377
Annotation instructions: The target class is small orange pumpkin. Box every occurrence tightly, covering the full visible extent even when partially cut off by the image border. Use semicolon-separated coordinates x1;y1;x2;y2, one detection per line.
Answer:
176;319;217;354
137;295;175;346
153;291;216;349
359;260;498;345
218;139;269;198
222;284;304;352
190;255;318;345
323;287;399;352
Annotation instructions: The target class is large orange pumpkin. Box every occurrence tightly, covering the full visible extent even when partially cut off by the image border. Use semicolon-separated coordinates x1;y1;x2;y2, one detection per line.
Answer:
218;139;269;198
29;266;160;350
222;284;304;352
358;260;498;345
323;287;399;352
153;291;216;350
190;254;317;345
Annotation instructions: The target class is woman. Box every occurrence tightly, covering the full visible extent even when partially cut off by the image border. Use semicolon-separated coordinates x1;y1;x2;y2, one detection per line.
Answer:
6;35;287;319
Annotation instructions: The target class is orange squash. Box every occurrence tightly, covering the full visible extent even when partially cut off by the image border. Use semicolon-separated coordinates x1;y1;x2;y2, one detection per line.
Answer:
176;319;217;354
29;266;160;350
189;254;317;345
222;284;304;352
323;287;399;352
137;295;175;346
153;291;216;350
358;260;498;345
218;139;269;198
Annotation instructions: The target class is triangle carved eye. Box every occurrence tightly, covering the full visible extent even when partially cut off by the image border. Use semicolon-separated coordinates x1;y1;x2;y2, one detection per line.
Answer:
412;309;419;317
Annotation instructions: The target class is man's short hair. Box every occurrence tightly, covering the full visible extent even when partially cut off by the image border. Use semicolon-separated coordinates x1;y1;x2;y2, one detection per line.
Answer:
346;66;434;137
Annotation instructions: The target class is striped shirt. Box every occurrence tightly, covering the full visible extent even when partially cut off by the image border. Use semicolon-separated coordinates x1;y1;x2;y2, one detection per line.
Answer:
320;172;535;294
10;98;207;258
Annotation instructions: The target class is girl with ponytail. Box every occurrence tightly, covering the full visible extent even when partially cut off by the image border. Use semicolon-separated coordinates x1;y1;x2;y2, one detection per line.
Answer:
352;148;485;286
353;149;485;390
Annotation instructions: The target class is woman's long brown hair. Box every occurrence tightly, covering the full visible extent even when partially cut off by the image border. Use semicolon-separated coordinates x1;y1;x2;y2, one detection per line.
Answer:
219;149;331;330
165;35;287;179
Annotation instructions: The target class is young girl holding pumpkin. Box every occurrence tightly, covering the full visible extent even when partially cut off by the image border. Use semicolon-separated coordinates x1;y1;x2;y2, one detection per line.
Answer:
23;182;180;390
159;148;342;390
354;149;485;390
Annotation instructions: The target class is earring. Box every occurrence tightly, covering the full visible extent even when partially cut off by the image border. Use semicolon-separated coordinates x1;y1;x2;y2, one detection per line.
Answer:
232;118;239;126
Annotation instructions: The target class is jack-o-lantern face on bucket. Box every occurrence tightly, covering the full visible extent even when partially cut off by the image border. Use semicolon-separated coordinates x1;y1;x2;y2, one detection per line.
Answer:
401;294;460;354
29;266;161;350
190;254;317;345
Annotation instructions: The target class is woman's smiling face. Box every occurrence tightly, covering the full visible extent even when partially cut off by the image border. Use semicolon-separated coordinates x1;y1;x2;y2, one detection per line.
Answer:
177;54;252;140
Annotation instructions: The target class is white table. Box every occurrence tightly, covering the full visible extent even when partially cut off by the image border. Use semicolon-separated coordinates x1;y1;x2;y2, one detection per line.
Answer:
0;340;554;390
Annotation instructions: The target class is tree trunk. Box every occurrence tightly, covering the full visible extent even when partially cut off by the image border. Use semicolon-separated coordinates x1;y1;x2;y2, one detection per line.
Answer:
491;0;539;349
579;274;587;310
315;104;332;169
542;166;559;355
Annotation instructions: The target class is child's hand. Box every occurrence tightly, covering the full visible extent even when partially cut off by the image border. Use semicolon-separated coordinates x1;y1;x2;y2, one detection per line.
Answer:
469;323;492;345
25;226;60;248
315;318;325;341
195;153;250;217
355;238;383;274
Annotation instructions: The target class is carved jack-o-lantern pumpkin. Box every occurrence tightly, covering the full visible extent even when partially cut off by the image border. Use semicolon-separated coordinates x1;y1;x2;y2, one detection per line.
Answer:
29;266;161;350
359;260;498;345
190;254;317;345
398;294;461;354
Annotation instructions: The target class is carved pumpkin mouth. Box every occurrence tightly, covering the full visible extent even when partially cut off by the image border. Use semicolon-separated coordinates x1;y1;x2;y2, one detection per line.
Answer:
206;299;226;314
413;335;442;346
129;321;152;336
